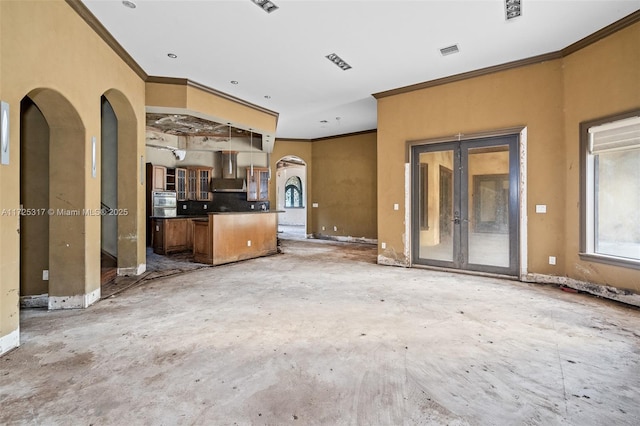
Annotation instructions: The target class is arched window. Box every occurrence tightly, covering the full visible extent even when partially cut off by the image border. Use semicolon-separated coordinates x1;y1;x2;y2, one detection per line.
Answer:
284;176;303;208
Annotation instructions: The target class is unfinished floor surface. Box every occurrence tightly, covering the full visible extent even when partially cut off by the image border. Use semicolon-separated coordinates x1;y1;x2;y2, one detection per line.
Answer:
2;239;640;425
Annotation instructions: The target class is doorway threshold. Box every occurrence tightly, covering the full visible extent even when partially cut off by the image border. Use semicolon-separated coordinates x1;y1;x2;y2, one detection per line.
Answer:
411;263;519;281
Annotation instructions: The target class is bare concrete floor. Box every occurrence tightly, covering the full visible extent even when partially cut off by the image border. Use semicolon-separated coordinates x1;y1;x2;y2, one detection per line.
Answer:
2;239;640;425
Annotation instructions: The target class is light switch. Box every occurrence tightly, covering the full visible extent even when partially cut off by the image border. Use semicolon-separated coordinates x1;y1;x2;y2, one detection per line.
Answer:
549;256;556;265
535;205;547;214
312;203;319;208
42;270;49;281
393;203;399;210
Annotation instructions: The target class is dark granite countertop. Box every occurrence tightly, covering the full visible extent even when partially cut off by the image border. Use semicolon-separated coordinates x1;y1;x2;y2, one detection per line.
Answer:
151;211;283;220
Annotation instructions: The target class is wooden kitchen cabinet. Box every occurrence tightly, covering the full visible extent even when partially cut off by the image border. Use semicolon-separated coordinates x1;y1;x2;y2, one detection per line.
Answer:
186;167;212;201
246;167;269;201
152;218;193;254
151;165;167;191
175;167;188;201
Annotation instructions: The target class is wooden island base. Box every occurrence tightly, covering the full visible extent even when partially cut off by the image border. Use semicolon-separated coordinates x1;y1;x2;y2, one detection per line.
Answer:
192;212;278;266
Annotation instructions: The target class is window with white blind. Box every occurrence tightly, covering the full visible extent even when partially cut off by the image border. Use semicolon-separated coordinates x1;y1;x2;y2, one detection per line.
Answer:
580;111;640;268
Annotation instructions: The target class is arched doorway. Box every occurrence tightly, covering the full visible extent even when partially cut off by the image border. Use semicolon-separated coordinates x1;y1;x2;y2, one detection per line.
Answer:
276;156;307;239
19;88;95;309
100;89;140;281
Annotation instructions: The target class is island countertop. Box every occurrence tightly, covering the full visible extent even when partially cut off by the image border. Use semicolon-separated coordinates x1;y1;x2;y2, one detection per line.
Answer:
151;211;284;220
192;211;279;265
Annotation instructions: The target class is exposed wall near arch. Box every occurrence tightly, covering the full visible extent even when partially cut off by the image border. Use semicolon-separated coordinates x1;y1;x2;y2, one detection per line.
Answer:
276;164;306;226
271;140;313;231
20;98;50;297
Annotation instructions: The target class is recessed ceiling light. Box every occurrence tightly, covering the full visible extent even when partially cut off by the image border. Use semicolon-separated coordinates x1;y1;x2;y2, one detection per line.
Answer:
326;53;352;71
167;53;177;59
231;81;239;85
505;0;522;20
251;0;278;14
122;1;136;9
439;44;460;56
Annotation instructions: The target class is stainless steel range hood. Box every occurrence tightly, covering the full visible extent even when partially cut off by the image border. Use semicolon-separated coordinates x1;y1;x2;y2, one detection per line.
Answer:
210;178;246;192
211;151;246;192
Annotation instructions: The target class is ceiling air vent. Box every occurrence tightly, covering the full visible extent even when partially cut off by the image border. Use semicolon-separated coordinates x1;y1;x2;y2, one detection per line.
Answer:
505;0;522;20
251;0;278;14
439;44;460;56
326;53;352;71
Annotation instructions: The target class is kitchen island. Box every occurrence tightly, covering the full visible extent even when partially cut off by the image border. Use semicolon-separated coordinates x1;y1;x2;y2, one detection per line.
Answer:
192;211;278;265
151;216;205;255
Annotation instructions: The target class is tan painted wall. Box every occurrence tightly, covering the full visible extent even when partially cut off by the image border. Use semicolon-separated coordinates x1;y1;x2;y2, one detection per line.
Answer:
378;22;639;292
562;22;640;291
311;132;378;240
0;1;146;343
377;61;566;270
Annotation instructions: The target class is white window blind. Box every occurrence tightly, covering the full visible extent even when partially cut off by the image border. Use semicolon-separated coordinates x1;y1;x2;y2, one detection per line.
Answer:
588;116;640;154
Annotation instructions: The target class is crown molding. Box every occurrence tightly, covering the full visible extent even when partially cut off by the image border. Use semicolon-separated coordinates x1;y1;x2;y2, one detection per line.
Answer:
373;52;562;99
562;9;640;56
374;10;640;100
276;129;377;143
146;76;279;119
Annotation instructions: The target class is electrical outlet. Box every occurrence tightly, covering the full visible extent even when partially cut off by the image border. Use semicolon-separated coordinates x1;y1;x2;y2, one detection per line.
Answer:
322;226;325;231
247;240;252;247
42;270;49;281
536;204;547;213
182;205;187;210
312;203;319;208
203;204;207;209
381;242;386;249
333;226;337;231
393;203;399;210
549;256;556;265
250;204;255;210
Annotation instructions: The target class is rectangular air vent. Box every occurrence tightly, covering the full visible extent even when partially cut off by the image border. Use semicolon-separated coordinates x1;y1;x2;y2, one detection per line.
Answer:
251;0;278;13
326;53;352;71
505;0;522;20
439;44;460;56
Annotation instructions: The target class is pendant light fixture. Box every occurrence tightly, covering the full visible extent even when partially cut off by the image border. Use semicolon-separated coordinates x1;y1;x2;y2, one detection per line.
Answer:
249;129;254;177
228;123;232;175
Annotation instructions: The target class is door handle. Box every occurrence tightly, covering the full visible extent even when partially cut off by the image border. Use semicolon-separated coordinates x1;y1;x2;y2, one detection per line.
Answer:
452;211;460;224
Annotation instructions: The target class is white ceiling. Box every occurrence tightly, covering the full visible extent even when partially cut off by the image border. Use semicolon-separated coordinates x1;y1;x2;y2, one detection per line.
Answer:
82;0;639;140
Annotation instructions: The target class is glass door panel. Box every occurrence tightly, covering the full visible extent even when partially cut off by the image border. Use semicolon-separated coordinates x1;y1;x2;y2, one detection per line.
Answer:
415;149;456;264
466;145;510;268
412;135;519;275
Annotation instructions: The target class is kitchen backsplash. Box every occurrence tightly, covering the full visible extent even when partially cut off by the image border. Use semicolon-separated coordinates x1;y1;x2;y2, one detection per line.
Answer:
177;192;269;215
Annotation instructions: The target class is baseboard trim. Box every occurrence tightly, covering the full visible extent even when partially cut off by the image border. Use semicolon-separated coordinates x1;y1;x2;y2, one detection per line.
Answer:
48;287;101;310
118;263;146;276
311;234;377;245
377;254;410;267
20;294;49;308
524;273;640;308
0;328;20;357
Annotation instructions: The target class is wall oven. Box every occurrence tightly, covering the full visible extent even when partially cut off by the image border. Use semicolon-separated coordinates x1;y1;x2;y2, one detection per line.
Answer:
152;191;177;217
